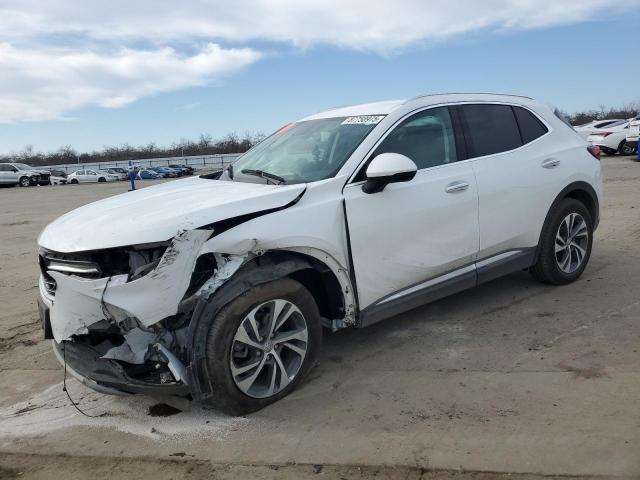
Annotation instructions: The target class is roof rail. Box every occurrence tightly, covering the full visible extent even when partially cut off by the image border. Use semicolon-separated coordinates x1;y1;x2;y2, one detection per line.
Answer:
404;92;534;104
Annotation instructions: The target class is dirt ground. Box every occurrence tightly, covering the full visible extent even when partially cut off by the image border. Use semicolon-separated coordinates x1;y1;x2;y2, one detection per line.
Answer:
1;155;639;479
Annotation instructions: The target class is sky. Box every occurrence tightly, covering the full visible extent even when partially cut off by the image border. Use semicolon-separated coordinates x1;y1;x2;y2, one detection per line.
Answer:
1;0;639;155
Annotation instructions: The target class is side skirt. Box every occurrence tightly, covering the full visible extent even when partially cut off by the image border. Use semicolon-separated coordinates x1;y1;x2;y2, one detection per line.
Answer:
476;248;536;285
356;248;535;328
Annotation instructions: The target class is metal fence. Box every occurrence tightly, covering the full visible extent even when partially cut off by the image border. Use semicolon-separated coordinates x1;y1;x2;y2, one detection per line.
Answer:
41;153;241;175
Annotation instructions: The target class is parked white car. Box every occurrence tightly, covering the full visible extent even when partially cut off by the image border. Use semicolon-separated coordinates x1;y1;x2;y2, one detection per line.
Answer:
574;119;626;140
67;169;118;184
37;93;602;414
587;121;633;155
106;168;128;180
44;169;68;186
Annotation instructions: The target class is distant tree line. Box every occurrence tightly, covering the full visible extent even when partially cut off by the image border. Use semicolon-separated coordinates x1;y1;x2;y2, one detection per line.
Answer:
0;132;266;167
566;101;639;126
3;101;640;166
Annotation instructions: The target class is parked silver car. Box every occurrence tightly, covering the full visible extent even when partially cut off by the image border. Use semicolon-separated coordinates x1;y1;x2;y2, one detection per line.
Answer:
0;163;50;187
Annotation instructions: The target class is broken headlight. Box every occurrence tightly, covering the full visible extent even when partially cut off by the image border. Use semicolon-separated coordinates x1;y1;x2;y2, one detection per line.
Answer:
39;242;170;294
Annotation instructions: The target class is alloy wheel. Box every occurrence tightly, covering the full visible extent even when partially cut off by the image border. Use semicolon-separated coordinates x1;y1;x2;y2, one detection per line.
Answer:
230;299;308;399
555;212;589;274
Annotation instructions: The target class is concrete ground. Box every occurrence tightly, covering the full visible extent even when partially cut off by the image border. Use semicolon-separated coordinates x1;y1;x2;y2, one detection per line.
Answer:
0;155;639;479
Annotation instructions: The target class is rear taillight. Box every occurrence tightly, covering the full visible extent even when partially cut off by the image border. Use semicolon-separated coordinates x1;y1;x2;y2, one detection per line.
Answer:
588;145;601;160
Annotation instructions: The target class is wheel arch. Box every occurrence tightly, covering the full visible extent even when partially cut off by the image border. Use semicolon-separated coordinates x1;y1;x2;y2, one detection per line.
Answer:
185;248;352;400
535;181;599;262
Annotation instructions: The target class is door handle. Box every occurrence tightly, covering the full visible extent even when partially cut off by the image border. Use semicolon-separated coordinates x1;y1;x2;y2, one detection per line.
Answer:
445;181;469;193
541;158;560;169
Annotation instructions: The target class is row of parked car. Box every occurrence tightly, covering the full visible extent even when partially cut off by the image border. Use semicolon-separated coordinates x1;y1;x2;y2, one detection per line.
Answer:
574;116;640;156
0;163;195;187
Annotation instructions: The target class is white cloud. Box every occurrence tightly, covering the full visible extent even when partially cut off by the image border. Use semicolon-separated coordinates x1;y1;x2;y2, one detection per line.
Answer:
2;0;636;50
0;43;259;122
0;0;637;122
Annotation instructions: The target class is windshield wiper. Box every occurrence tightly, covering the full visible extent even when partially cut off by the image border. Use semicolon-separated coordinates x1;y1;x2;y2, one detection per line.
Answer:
241;169;286;185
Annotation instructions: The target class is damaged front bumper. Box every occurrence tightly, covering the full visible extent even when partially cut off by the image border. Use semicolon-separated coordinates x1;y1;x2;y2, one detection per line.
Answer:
52;339;190;397
38;229;247;399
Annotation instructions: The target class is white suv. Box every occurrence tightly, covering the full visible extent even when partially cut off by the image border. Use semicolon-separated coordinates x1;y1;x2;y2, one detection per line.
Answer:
37;93;602;414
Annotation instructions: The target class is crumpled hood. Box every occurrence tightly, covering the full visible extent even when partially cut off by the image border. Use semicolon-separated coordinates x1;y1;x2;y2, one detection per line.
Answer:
38;176;306;253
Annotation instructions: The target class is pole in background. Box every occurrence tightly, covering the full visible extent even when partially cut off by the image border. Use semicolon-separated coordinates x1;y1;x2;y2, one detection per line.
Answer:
128;159;136;191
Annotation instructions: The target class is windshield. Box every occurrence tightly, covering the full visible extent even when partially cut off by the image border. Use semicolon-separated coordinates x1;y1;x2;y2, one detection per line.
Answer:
225;116;383;184
13;163;33;170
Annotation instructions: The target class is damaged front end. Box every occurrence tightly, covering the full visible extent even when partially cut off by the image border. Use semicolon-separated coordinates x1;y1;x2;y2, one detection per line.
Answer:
38;229;247;399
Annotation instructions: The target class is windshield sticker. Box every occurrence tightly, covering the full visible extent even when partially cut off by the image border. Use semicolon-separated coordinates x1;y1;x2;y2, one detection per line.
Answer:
274;122;295;135
341;115;385;125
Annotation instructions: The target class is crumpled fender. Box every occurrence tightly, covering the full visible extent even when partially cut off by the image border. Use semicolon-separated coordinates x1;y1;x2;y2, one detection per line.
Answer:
48;229;211;342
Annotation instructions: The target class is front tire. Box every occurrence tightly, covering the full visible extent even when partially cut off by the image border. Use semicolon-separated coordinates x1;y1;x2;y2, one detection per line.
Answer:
203;278;322;415
98;177;106;182
70;178;78;184
530;198;593;285
19;176;30;187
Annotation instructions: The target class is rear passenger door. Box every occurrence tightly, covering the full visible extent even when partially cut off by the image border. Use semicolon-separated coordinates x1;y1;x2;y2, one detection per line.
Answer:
458;103;554;274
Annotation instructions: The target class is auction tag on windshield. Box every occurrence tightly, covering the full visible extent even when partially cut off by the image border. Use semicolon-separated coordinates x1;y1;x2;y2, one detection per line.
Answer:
341;115;385;125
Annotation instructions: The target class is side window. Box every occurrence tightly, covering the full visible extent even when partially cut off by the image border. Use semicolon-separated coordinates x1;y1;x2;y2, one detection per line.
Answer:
373;106;457;170
513;106;548;144
462;104;522;157
0;165;8;172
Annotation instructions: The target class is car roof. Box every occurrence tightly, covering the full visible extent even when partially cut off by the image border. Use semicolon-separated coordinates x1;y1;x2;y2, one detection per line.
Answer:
299;93;538;121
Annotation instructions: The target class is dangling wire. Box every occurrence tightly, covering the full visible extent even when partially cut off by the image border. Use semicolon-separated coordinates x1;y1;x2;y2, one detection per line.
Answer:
62;340;102;418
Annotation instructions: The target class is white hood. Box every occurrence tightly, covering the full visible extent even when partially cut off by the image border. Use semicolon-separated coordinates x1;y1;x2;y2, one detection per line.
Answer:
38;176;306;253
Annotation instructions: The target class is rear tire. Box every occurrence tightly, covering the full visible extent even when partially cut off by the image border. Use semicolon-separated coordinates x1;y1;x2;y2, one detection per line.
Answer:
203;278;322;415
98;177;106;183
70;179;78;184
619;141;635;156
530;198;593;285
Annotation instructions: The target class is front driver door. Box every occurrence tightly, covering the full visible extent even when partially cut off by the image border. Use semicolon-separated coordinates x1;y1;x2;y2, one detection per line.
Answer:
5;165;19;184
343;106;479;314
86;170;99;182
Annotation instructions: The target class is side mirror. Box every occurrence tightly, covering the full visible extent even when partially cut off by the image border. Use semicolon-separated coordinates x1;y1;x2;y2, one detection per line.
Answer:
362;153;417;194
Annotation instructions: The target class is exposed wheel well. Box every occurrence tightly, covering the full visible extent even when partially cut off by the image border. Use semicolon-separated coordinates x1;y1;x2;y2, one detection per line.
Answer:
204;250;347;324
257;251;346;322
288;262;345;322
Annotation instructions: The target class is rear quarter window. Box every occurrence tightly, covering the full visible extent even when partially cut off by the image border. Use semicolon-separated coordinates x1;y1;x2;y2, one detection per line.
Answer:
513;106;549;144
461;104;522;157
